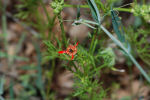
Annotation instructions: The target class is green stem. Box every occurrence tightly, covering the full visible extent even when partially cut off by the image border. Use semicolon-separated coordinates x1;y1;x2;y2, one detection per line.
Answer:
58;14;67;47
35;9;46;38
134;0;137;4
64;4;133;13
90;89;94;100
89;30;97;54
128;54;150;82
1;1;7;52
95;1;105;12
1;0;10;66
48;15;57;40
114;8;132;13
34;42;46;100
100;25;150;83
46;59;55;100
40;0;55;39
64;4;89;8
40;0;51;22
143;0;145;4
71;61;79;73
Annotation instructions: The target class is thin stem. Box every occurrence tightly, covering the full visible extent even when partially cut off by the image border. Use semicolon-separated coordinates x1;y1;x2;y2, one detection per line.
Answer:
72;61;79;73
58;14;67;47
40;0;54;39
64;4;132;13
90;89;94;100
34;42;46;100
35;9;46;38
114;8;132;13
134;0;137;4
40;0;51;22
89;30;97;54
48;15;57;40
100;25;150;83
46;59;55;100
128;54;150;82
1;0;11;66
1;1;7;53
95;1;106;12
64;4;89;8
143;0;145;4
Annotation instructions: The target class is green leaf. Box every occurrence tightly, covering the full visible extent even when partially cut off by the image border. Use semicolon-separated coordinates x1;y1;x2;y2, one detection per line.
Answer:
0;77;5;95
76;5;80;20
9;80;14;99
86;0;101;24
72;19;98;29
111;9;131;53
111;9;125;43
81;22;96;29
33;42;45;100
44;41;56;50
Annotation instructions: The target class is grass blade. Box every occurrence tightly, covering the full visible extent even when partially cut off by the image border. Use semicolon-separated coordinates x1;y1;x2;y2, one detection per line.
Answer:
34;42;46;100
0;77;5;95
86;0;101;24
76;5;80;20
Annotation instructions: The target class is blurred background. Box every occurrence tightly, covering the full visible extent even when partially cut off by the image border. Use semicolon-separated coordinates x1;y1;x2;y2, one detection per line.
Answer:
0;0;150;100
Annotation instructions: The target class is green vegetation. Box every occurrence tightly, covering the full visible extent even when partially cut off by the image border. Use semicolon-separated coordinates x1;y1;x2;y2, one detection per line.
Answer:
0;0;150;99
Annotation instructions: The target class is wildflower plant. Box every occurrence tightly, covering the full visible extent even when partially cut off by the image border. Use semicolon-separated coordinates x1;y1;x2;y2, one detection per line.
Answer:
68;0;150;83
132;4;150;21
44;0;150;99
1;0;149;99
58;42;78;60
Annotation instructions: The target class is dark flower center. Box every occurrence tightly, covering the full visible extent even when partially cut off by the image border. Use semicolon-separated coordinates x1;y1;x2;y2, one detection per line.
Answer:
69;49;73;53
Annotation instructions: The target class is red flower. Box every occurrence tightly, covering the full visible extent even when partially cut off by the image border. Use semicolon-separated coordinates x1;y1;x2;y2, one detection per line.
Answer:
58;42;78;60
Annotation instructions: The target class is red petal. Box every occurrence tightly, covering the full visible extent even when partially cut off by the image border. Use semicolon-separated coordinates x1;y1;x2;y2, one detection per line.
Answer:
75;42;79;47
58;51;66;54
71;54;74;60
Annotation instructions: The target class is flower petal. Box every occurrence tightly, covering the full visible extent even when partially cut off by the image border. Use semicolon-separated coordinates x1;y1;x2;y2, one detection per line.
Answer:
71;54;74;60
58;51;66;54
75;42;79;47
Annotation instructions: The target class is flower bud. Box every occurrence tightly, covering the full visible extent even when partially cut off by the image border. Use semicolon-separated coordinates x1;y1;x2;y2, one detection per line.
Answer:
50;0;64;14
